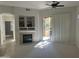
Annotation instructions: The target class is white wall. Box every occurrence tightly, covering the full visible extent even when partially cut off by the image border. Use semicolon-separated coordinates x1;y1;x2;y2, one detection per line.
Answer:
0;5;77;46
76;7;79;48
0;5;14;14
0;5;14;46
39;7;76;44
0;5;40;45
13;7;40;45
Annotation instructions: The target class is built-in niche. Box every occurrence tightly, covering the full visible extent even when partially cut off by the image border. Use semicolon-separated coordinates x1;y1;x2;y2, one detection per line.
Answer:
19;16;35;30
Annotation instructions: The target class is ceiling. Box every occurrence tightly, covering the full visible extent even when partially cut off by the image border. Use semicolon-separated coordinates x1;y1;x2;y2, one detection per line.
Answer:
0;1;79;9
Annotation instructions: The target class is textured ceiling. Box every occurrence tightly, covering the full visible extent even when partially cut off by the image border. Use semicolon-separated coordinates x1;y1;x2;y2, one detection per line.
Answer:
0;1;79;9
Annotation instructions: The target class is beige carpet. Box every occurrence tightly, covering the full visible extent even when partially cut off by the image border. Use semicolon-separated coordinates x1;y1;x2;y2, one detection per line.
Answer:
10;40;79;58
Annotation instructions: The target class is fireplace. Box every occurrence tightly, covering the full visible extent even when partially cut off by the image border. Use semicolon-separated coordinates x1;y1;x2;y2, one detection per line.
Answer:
23;34;32;43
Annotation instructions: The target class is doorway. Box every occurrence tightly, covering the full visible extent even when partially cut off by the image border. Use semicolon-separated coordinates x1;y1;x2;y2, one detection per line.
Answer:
43;17;52;40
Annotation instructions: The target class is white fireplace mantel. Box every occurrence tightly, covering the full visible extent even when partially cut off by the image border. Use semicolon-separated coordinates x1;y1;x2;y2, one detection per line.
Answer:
19;30;36;33
19;30;36;44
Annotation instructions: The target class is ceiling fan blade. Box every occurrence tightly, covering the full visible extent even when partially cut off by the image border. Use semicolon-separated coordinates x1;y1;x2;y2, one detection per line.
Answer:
52;1;59;4
56;2;60;5
56;5;64;7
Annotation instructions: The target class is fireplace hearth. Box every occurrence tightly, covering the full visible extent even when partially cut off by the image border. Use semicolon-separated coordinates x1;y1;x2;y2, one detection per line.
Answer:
23;34;32;43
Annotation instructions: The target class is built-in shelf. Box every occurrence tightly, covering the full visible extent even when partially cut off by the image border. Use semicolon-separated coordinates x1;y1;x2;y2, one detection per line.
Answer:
19;16;35;31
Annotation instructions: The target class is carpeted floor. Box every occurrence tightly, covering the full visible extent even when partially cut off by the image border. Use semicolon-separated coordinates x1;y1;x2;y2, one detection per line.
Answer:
10;40;79;58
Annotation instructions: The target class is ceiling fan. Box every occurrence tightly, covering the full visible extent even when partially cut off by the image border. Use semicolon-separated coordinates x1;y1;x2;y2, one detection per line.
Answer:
46;1;64;8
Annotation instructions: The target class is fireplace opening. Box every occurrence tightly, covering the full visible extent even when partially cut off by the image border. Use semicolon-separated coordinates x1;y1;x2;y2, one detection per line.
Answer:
23;34;32;43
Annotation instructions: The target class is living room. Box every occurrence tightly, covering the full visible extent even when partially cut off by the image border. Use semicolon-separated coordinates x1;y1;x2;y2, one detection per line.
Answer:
0;1;79;58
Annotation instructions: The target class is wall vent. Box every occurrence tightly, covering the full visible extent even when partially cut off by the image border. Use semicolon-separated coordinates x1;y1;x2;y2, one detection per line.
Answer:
26;8;30;11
